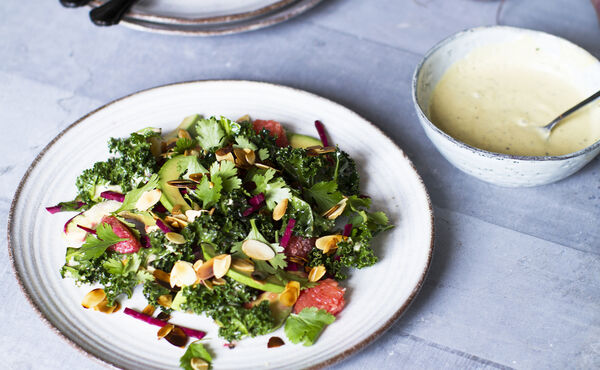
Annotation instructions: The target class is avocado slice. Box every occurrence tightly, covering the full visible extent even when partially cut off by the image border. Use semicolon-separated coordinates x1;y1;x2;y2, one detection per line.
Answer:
164;114;202;141
157;155;203;212
289;133;322;149
202;244;285;293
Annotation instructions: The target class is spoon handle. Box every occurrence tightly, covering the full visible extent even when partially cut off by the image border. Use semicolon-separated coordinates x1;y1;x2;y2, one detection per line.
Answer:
60;0;92;7
90;0;137;26
546;89;600;131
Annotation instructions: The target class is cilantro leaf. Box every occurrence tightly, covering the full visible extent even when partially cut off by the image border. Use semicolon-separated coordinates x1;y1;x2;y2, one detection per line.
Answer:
195;117;227;150
69;223;126;261
233;136;258;150
250;169;291;210
303;181;343;212
194;175;223;208
176;156;208;179
173;137;196;155
180;341;212;370
284;307;335;346
209;160;241;193
116;174;160;212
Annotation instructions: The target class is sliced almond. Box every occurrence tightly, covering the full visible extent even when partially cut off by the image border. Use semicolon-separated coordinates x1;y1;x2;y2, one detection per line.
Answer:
255;163;279;171
171;204;182;215
242;239;275;260
193;259;204;271
153;269;171;285
244;148;256;165
188;172;205;182
213;254;232;279
142;304;156;316
236;114;251;123
231;258;254;273
185;210;204;222
212;277;226;286
315;235;343;254
306;146;336;156
157;323;175;339
157;294;173;308
164;326;188;348
208;207;215;216
178;129;192;140
94;298;120;314
308;265;327;282
165;232;186;244
81;288;106;309
233;147;249;167
215;147;235;163
135;189;162;211
201;279;214;290
272;198;288;221
279;281;300;306
190;358;210;370
170;261;197;288
322;198;347;220
195;259;215;281
165;216;189;228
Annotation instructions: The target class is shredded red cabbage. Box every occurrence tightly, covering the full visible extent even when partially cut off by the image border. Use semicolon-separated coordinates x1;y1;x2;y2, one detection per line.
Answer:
123;308;206;339
249;193;265;207
343;224;352;237
156;219;171;233
45;205;62;214
314;120;329;147
77;225;96;235
285;261;300;272
280;219;296;248
100;191;125;202
153;203;168;213
63;212;83;233
46;201;86;214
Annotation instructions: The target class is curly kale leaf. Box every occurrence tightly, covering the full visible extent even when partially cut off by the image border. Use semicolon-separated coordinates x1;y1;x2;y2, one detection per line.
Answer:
180;279;274;341
334;150;360;196
142;281;173;314
147;230;196;272
76;132;158;204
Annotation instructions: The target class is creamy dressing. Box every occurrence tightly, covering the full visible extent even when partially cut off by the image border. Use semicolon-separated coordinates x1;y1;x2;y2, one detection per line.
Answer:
428;39;600;156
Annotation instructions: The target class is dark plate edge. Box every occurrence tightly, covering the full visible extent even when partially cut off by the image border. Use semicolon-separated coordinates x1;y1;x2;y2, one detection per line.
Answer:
7;79;435;369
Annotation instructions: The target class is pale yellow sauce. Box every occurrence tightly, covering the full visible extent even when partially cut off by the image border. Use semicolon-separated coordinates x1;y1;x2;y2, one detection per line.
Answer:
428;39;600;156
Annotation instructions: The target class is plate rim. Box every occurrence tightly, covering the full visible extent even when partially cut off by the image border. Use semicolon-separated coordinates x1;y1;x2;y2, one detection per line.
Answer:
7;79;434;369
116;0;324;37
90;0;299;26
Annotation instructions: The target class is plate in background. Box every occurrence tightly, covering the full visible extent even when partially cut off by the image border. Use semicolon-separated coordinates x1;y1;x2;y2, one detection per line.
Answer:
8;80;433;369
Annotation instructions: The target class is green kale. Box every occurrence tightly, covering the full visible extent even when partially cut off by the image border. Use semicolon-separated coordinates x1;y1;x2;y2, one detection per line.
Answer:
248;168;291;210
273;146;328;187
147;230;195;272
180;279;274;341
142;281;173;314
334;150;360;196
76;132;159;204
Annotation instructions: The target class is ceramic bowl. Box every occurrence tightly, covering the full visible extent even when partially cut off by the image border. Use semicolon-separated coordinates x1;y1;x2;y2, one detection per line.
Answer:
412;26;600;187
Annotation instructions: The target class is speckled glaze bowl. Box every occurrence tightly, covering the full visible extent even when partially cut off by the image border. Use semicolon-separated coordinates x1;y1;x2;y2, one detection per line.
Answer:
412;26;600;187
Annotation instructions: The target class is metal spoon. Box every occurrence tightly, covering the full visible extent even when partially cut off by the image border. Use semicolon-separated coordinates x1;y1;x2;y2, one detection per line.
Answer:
539;89;600;137
90;0;138;26
59;0;91;7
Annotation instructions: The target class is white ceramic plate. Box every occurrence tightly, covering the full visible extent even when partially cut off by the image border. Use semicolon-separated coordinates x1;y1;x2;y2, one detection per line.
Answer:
8;81;433;369
88;0;324;36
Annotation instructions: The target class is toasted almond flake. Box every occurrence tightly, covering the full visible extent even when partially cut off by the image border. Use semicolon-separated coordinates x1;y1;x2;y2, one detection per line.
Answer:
164;326;188;348
153;269;171;284
212;277;226;286
178;129;192;140
195;259;215;281
306;146;336;156
193;259;204;271
171;221;181;228
165;215;189;227
267;336;285;348
272;198;288;221
255;163;279;171
93;298;119;314
170;261;197;288
185;210;204;222
213;254;232;279
315;235;343;253
288;256;308;265
215;148;235;163
233;148;249;167
244;149;256;165
208;181;214;189
231;258;254;272
322;198;347;220
236;114;251;123
157;312;171;322
157;323;175;339
208;208;215;216
242;239;276;260
279;281;300;306
190;358;210;370
308;265;327;282
165;232;186;244
201;279;214;290
172;204;182;215
81;288;106;309
172;214;189;222
188;172;204;182
142;305;156;316
135;189;162;211
157;294;173;308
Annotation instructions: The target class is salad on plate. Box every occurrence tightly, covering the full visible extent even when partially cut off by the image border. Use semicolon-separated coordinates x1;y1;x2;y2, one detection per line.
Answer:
47;114;392;368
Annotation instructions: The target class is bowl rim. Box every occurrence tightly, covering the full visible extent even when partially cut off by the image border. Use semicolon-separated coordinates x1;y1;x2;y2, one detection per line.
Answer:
411;25;600;162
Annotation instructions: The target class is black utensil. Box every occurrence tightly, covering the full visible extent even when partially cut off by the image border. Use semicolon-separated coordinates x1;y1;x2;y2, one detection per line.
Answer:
89;0;137;26
60;0;92;7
